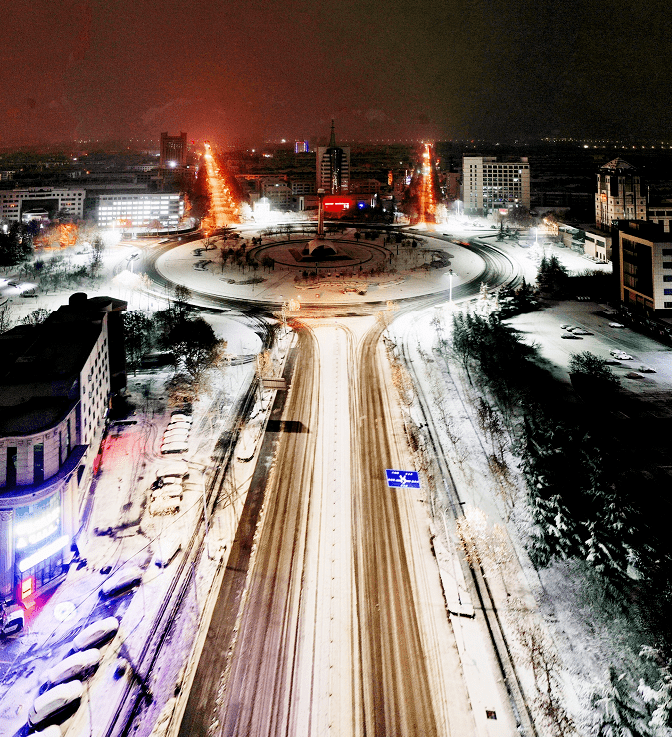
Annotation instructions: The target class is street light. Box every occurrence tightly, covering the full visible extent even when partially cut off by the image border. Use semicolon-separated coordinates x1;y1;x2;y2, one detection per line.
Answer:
448;268;455;306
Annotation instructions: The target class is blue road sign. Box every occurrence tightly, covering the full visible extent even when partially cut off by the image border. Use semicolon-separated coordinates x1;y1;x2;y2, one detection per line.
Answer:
385;469;421;489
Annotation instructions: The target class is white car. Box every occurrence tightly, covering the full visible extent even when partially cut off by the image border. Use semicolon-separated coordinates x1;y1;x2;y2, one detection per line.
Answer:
163;428;190;440
153;537;183;568
609;322;625;328
100;566;143;599
161;441;189;455
71;616;119;651
571;329;594;336
29;681;83;727
40;649;101;691
150;498;181;516
158;462;189;480
167;420;191;430
610;350;633;360
170;413;192;423
150;482;183;501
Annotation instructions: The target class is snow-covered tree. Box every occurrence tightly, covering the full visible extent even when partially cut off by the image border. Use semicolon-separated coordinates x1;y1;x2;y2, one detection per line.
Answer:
591;667;652;737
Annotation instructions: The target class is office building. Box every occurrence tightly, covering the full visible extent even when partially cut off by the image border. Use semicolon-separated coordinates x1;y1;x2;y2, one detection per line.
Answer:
316;121;350;194
0;294;126;607
294;140;310;154
160;132;187;168
616;220;672;314
462;156;530;216
95;192;184;229
595;158;647;231
0;188;85;223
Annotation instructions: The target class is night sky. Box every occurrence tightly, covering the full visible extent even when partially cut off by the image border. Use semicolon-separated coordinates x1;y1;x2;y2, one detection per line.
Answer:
1;0;670;147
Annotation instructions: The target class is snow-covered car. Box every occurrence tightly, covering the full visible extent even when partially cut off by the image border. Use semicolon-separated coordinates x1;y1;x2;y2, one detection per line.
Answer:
561;333;582;339
560;324;573;330
161;441;189;455
638;365;656;373
150;482;183;501
170;413;192;423
71;616;119;652
167;419;191;430
163;428;189;440
149;498;181;516
571;329;594;335
610;350;633;360
29;681;83;728
609;322;625;328
31;725;63;737
153;537;183;568
40;649;101;692
157;462;189;480
99;566;143;599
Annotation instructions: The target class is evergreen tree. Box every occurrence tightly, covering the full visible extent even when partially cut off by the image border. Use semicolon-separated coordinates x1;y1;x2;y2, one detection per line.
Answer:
592;667;652;737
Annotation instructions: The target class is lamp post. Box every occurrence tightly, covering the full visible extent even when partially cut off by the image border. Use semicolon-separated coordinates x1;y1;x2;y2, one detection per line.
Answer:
448;268;455;306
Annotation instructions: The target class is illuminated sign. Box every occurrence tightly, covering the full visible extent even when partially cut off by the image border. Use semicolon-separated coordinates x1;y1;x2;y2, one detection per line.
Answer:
15;498;61;551
18;535;69;573
21;576;33;601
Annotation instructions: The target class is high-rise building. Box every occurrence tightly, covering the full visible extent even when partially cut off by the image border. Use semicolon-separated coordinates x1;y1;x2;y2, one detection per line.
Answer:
595;158;647;231
316;121;350;194
295;140;310;154
462;156;530;216
160;132;187;168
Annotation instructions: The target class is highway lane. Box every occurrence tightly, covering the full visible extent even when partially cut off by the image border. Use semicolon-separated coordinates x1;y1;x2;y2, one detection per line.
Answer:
189;315;477;736
215;324;320;735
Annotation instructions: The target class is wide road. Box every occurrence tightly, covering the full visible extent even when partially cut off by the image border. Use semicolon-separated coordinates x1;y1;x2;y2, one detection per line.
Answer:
192;315;476;736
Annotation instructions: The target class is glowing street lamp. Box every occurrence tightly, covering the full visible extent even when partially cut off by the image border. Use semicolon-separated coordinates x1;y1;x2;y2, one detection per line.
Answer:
448;268;455;306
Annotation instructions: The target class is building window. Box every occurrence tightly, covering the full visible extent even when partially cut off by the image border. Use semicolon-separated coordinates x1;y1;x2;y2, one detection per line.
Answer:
33;443;44;485
664;275;672;282
663;262;672;269
6;447;17;487
665;289;672;295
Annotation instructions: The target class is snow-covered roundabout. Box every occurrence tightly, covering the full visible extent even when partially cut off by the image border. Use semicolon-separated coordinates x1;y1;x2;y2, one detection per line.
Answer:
154;234;487;306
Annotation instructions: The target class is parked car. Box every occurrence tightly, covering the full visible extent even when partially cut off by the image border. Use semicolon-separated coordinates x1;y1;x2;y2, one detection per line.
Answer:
561;333;582;339
610;350;633;360
571;329;594;335
167;420;191;431
163;428;189;440
639;365;656;373
158;462;189;480
31;725;63;737
99;566;143;599
150;483;183;502
161;439;189;453
1;603;25;636
40;649;101;692
560;324;572;330
153;537;183;568
609;322;625;328
72;617;119;652
170;413;192;423
149;498;181;516
28;680;83;728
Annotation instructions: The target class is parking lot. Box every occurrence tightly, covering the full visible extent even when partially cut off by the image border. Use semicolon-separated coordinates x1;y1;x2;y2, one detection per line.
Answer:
507;300;672;400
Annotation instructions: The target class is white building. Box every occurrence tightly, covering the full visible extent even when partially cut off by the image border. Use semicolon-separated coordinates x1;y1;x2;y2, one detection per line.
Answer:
595;158;647;230
0;294;126;607
95;192;184;229
462;156;530;216
0;188;85;222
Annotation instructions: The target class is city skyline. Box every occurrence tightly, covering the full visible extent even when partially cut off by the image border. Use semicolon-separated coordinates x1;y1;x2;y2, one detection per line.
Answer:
1;0;670;147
